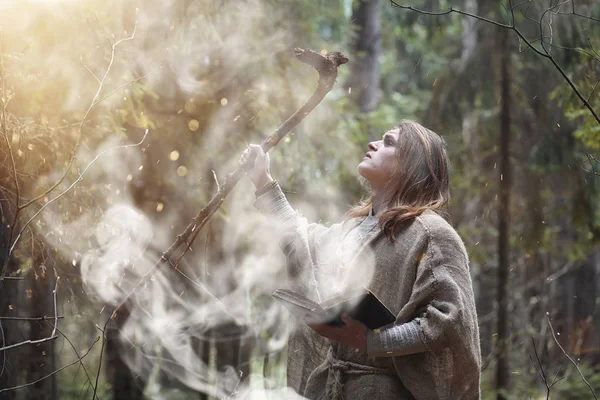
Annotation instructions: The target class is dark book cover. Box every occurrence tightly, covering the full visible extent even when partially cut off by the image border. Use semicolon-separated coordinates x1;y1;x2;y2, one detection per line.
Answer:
272;288;395;330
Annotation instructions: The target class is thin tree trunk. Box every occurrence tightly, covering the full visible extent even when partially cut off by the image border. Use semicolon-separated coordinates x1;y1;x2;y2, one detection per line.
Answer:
495;25;511;400
346;0;381;122
106;307;145;400
0;195;24;399
25;268;57;400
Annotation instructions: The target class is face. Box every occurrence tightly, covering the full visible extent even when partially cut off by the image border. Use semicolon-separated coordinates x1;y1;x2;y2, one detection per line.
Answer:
357;128;400;190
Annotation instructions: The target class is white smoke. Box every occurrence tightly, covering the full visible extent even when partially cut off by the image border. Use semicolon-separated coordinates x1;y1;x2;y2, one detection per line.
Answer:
4;0;371;398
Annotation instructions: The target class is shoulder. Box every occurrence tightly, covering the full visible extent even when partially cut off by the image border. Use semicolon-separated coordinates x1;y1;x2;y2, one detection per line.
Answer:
414;210;458;239
414;210;468;263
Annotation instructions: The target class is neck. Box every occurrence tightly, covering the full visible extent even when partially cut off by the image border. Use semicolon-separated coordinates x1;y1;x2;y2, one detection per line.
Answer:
371;188;388;216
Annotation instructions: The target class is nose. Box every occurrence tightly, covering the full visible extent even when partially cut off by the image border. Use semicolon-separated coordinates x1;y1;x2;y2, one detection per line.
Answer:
368;142;378;151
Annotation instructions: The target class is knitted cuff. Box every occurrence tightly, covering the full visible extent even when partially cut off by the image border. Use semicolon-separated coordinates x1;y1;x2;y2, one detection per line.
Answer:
253;181;297;223
254;180;279;198
367;319;428;358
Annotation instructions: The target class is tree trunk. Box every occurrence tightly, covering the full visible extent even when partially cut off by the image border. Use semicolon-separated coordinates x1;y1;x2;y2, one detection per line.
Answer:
495;25;511;400
0;197;27;399
24;266;57;400
0;256;21;400
105;307;146;400
346;0;381;123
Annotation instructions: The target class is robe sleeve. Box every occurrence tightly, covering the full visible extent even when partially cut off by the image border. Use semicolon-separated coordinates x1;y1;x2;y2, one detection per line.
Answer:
253;181;339;299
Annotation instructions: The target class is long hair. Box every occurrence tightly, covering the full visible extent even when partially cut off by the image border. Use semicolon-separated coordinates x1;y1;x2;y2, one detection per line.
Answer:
347;120;450;239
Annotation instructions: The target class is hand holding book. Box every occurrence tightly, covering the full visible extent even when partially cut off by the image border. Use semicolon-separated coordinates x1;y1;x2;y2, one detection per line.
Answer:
272;287;395;330
307;312;370;350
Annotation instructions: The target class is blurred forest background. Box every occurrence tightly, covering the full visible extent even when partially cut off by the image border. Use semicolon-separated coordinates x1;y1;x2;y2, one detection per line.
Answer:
1;0;599;399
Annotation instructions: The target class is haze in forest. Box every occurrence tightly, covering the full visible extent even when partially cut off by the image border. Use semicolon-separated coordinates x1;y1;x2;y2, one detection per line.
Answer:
0;0;599;399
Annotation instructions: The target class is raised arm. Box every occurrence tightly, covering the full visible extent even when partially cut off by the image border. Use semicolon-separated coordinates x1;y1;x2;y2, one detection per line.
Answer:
242;144;340;300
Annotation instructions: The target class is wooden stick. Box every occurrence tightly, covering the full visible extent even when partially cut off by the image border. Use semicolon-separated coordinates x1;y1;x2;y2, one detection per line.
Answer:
106;48;348;319
163;48;348;264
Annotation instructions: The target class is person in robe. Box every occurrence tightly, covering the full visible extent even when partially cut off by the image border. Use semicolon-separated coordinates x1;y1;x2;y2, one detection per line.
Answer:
242;120;481;400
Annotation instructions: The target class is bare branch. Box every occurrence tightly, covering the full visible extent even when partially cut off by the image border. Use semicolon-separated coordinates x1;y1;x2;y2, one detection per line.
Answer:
589;76;600;103
79;57;101;84
0;49;19;208
8;130;149;256
0;336;99;394
389;1;512;28
0;38;23;283
547;316;598;400
0;316;65;321
530;338;548;386
50;275;59;337
559;0;600;23
91;58;165;107
542;41;600;63
50;325;98;400
582;153;600;176
1;18;143;283
0;276;60;352
172;260;236;321
91;317;109;400
17;21;140;213
550;363;565;389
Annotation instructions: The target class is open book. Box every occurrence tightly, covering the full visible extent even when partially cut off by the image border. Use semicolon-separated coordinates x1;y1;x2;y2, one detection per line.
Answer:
272;288;395;330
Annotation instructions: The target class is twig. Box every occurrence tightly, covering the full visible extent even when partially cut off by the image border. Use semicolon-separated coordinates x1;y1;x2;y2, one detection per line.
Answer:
8;130;149;256
91;322;108;400
0;276;60;352
17;21;140;213
1;19;142;282
547;316;598;399
0;336;99;394
0;316;65;321
50;276;60;337
0;41;19;207
0;37;22;286
389;2;511;28
589;76;600;103
91;58;165;106
172;260;236;320
49;325;98;400
529;336;565;399
79;57;101;84
561;0;600;23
